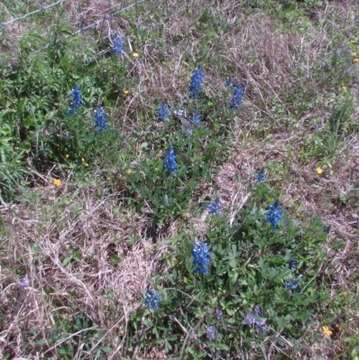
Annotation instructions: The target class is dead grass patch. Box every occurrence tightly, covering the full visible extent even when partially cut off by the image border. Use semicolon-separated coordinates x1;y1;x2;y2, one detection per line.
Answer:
0;182;163;357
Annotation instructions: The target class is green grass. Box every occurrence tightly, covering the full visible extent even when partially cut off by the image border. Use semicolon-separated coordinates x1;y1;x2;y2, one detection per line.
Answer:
127;184;329;357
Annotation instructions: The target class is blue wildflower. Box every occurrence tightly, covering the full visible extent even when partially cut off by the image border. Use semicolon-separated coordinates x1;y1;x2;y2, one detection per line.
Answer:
288;258;298;271
206;325;218;341
266;201;283;229
229;84;245;109
164;147;177;174
173;107;187;120
207;199;220;215
255;168;267;183
156;103;171;121
67;85;84;115
284;278;299;291
244;306;267;332
215;308;223;320
94;106;108;131
112;35;124;55
144;289;161;311
192;240;211;275
189;65;204;98
224;78;233;87
19;276;29;289
192;112;201;126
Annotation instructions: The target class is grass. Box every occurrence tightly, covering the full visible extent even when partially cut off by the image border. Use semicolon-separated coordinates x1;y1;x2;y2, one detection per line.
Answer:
0;0;358;359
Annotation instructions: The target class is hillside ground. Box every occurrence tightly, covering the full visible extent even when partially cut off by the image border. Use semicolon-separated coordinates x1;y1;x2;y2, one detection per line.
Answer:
0;0;358;359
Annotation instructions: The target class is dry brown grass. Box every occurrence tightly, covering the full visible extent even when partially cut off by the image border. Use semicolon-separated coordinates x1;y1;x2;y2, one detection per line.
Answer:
0;180;165;358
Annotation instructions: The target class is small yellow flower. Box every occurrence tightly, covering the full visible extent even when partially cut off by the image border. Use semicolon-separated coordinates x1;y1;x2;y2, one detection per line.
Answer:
132;51;139;59
81;157;85;163
353;57;359;63
52;178;62;188
126;169;133;176
123;89;129;96
341;86;347;92
316;166;324;176
322;325;333;337
65;154;69;159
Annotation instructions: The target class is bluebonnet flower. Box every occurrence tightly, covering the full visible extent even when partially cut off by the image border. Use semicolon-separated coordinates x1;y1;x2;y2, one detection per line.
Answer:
206;325;218;341
224;78;234;88
284;278;300;291
19;276;29;289
189;65;204;98
266;201;283;229
288;258;298;271
192;112;201;126
255;168;267;183
192;240;211;275
144;289;161;311
94;106;108;131
229;84;245;109
207;199;220;215
244;306;267;332
173;107;187;120
67;85;84;115
112;35;124;55
164;147;177;174
215;308;223;320
156;103;171;121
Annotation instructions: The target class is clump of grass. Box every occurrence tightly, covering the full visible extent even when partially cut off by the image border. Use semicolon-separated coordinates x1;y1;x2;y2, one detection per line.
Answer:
299;92;354;163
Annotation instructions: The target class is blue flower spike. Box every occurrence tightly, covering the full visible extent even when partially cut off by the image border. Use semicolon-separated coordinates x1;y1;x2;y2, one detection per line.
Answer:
206;325;218;341
192;112;202;126
67;85;84;115
164;147;177;174
112;35;124;55
94;106;108;131
255;168;267;183
192;240;211;275
207;199;220;215
189;65;204;98
144;289;161;311
244;306;267;332
229;84;245;109
284;278;299;291
156;103;171;121
215;308;223;320
288;258;298;271
224;78;233;88
266;201;283;229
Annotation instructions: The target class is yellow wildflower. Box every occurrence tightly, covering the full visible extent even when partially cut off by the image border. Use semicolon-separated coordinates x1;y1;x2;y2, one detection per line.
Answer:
126;169;133;176
65;154;69;159
353;57;359;63
123;89;129;96
316;166;324;176
52;178;62;188
132;51;140;59
322;325;333;337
